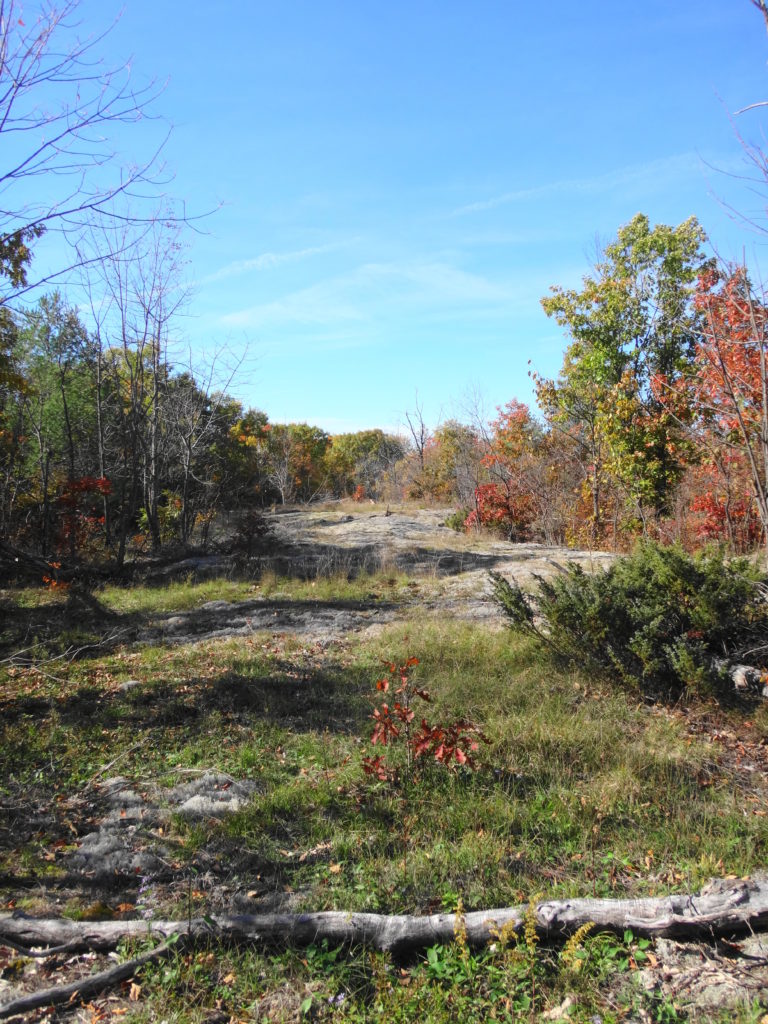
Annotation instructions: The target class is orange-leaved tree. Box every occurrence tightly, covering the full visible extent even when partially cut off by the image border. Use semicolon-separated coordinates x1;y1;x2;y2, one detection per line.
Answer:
677;266;768;550
465;400;542;540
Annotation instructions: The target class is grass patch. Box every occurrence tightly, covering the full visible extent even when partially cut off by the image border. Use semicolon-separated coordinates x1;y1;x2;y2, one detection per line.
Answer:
257;566;419;603
108;925;765;1023
2;613;766;901
1;571;767;1021
97;577;256;615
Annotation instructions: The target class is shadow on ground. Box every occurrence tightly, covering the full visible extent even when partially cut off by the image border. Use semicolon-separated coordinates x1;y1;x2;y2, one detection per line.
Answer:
0;585;404;660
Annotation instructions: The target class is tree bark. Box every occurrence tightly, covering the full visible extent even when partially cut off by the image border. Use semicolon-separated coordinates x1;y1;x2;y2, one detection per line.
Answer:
1;877;767;959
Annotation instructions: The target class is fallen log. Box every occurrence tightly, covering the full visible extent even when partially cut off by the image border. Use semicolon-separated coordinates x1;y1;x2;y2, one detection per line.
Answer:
1;876;767;960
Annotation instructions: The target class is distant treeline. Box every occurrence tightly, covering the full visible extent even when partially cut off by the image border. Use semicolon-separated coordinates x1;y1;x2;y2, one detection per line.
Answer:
2;213;768;568
0;293;416;563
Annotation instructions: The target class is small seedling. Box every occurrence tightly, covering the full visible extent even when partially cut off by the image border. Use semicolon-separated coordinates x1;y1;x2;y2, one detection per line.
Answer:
361;657;488;787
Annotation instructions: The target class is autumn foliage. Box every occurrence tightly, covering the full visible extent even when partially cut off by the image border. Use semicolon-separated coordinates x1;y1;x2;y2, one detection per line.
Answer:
4;214;768;576
362;657;487;786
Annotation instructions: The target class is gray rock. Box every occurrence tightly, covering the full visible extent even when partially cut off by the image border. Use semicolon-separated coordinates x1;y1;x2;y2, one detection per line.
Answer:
76;830;121;857
68;829;167;879
639;934;768;1013
100;778;145;809
175;794;248;819
168;772;256;820
103;805;155;827
100;776;130;794
163;616;187;633
109;790;144;809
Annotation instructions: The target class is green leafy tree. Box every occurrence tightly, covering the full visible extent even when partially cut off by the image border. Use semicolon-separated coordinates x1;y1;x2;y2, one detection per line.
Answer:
325;429;407;499
0;307;26;538
407;420;484;504
266;423;330;504
15;294;97;554
539;214;710;539
221;406;272;504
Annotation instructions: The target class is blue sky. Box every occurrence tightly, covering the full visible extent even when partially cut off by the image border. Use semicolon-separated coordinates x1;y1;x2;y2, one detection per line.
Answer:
34;1;768;432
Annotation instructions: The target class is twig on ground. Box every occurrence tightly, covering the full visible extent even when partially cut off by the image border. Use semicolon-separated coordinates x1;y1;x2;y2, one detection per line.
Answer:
83;740;150;789
0;936;181;1019
0;640;49;665
0;936;82;958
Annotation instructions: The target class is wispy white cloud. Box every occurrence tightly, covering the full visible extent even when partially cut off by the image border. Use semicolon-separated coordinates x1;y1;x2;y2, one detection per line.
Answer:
458;227;568;246
222;284;366;331
450;152;717;217
200;240;354;285
220;258;524;334
355;260;516;302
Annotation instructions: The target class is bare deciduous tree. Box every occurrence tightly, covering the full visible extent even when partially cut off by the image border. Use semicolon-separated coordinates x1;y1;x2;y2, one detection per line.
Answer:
84;217;188;560
0;0;184;304
404;394;429;475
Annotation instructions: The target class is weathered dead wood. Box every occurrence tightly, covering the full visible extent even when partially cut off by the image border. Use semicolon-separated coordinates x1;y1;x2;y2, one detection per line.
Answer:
0;935;82;958
0;937;179;1019
1;877;767;964
2;879;767;1018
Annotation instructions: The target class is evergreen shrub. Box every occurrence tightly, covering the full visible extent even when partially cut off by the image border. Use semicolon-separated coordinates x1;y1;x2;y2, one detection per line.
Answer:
491;543;767;700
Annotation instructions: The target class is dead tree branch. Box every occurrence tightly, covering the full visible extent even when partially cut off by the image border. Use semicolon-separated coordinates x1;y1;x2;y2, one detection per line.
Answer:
0;936;179;1019
1;877;767;963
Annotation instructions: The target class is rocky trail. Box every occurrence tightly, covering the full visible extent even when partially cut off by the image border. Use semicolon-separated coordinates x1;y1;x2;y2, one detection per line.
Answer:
139;507;615;646
264;505;615;609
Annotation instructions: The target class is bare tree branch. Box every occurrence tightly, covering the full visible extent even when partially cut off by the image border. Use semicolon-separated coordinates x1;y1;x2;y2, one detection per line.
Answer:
749;0;768;35
0;0;205;306
0;935;180;1019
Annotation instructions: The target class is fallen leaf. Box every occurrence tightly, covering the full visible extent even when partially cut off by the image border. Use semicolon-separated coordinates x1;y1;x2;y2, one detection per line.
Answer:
329;863;342;874
128;982;141;1002
298;841;331;862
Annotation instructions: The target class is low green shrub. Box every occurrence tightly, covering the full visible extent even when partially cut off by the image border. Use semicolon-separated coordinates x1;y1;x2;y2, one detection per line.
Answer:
491;542;768;700
444;508;471;532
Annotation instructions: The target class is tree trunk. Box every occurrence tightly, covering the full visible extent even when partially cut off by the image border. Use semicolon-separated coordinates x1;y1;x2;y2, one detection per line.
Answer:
94;336;111;547
145;336;162;552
